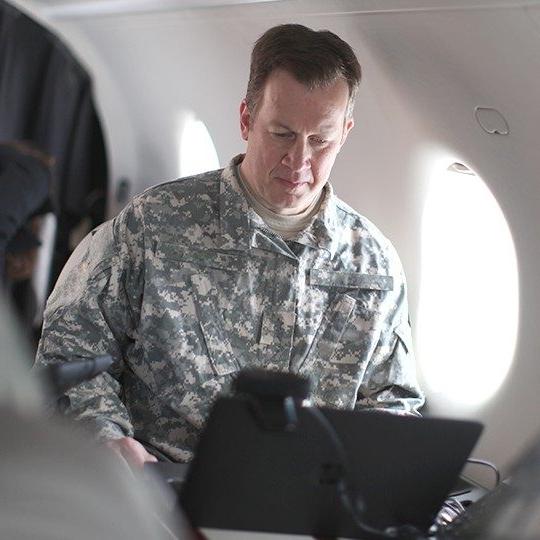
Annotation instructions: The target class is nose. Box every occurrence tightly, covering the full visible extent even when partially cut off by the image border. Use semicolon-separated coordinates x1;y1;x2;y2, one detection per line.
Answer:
282;137;311;175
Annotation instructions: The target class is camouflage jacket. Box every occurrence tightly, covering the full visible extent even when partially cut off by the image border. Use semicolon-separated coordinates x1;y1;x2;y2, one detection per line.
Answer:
36;155;424;462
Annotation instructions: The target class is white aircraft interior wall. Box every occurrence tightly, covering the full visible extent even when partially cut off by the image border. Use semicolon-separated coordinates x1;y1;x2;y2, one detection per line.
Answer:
10;0;540;486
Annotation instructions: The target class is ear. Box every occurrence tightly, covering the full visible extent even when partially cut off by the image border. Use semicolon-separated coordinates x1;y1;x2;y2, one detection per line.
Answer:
240;99;251;141
339;117;354;148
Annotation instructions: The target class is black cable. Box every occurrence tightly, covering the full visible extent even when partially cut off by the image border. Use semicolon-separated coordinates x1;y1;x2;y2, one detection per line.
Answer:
447;489;472;498
304;407;425;540
466;457;501;488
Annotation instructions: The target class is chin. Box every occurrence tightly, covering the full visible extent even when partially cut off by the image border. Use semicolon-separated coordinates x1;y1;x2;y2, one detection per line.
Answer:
276;197;307;213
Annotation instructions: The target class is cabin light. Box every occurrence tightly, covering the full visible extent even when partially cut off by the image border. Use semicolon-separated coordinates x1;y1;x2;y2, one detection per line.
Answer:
178;115;220;178
416;163;519;410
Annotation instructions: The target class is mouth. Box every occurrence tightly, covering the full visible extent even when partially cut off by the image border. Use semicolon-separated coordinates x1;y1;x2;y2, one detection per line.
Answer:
276;177;308;188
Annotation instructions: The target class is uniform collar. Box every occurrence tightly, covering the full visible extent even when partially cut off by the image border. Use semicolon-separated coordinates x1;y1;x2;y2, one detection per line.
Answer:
293;183;339;258
218;154;339;259
217;155;254;251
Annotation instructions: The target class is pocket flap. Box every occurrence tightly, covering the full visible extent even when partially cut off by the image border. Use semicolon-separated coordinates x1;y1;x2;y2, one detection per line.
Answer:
393;321;413;354
198;318;239;376
191;273;239;376
301;293;357;366
154;242;248;272
309;269;393;291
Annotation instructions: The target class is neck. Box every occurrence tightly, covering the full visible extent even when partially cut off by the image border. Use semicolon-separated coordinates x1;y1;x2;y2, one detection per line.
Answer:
236;162;324;239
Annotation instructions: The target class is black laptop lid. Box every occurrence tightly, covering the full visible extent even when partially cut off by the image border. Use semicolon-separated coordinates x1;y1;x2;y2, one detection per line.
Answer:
181;397;482;539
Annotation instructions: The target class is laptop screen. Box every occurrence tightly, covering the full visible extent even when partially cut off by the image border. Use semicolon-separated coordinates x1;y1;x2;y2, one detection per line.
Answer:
181;397;482;539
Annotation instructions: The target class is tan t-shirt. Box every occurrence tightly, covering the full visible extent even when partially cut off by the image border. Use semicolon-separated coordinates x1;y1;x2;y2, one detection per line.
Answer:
236;164;324;240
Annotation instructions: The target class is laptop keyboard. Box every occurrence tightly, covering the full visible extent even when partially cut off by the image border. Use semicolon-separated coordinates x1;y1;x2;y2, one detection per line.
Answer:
436;482;513;538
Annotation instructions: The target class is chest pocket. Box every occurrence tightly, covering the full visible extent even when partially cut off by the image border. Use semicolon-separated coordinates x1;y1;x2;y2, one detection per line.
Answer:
299;270;393;408
153;243;259;378
190;272;239;376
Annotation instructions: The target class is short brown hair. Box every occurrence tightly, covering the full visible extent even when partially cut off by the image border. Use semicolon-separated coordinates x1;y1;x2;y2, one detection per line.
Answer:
246;24;362;119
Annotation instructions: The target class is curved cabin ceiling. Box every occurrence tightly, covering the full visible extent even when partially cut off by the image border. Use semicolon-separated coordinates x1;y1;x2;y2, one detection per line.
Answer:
8;0;280;18
11;0;540;19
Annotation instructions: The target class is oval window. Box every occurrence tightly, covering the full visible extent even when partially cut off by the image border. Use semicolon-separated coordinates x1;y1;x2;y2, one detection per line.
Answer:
417;163;519;409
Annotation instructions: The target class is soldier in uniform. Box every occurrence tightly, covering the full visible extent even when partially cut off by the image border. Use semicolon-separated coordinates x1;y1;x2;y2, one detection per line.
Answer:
36;24;424;468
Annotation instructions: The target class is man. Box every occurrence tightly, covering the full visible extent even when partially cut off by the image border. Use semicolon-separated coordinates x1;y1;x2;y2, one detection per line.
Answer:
36;24;424;468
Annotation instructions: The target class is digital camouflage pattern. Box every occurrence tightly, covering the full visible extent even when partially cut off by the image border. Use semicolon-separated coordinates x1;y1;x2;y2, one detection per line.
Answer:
36;155;424;462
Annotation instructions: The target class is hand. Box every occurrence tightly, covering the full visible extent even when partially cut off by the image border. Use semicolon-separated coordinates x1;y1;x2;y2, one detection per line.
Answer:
105;437;158;469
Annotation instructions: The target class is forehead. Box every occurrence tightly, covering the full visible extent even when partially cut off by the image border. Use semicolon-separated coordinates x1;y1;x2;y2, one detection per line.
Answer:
257;69;349;129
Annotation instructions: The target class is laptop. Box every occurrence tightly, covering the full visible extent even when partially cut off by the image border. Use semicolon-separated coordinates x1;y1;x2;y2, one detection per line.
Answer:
180;397;483;539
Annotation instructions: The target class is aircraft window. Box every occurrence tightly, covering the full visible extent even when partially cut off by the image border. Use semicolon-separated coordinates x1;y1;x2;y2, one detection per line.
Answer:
416;163;519;410
179;115;220;177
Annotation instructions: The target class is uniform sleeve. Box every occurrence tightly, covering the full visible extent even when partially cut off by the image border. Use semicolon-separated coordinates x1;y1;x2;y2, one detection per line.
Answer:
35;200;146;440
356;250;425;416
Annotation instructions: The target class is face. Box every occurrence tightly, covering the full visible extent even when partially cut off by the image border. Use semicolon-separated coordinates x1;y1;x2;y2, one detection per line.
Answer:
239;69;354;215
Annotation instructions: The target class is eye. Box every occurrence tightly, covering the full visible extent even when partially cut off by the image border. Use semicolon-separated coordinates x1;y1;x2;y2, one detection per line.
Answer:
310;136;328;146
272;131;293;139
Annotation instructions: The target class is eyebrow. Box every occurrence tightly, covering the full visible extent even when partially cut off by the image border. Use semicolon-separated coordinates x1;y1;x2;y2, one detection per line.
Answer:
271;122;337;134
271;122;293;131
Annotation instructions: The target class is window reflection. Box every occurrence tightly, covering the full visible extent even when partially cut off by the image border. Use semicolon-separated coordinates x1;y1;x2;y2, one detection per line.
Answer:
179;114;220;177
